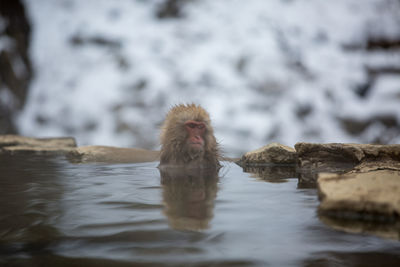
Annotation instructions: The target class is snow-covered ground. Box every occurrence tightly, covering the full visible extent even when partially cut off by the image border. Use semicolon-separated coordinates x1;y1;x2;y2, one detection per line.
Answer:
18;0;400;156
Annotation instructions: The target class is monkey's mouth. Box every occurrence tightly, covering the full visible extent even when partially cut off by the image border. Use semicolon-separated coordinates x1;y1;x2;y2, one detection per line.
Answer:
189;142;204;148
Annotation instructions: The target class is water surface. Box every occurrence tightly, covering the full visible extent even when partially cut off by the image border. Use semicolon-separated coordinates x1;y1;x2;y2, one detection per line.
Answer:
1;154;399;266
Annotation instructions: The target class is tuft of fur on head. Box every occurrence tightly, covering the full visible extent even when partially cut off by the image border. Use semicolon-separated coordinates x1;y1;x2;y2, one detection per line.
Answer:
160;104;219;166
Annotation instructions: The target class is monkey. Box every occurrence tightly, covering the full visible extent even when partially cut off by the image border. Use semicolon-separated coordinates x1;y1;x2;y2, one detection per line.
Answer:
159;104;220;168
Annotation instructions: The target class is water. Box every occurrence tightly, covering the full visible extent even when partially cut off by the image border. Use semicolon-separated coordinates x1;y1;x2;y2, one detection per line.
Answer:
1;154;399;266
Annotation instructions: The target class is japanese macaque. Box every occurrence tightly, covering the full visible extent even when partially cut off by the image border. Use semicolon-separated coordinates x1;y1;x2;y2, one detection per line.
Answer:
159;104;220;167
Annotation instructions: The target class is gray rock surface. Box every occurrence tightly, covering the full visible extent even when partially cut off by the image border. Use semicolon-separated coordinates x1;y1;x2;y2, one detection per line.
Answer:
317;169;400;239
237;142;297;166
71;146;159;163
295;142;400;172
318;170;400;219
0;135;159;163
0;135;76;154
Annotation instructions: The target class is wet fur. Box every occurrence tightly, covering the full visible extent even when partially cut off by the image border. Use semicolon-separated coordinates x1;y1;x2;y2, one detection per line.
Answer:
160;104;220;167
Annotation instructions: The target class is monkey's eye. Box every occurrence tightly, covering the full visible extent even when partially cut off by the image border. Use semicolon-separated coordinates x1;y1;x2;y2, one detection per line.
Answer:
186;121;206;129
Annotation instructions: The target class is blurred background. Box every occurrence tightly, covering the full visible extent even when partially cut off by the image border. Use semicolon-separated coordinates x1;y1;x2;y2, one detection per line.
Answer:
1;0;399;157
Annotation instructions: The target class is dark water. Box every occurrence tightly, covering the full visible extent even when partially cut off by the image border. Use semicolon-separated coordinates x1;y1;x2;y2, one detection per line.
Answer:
1;154;399;266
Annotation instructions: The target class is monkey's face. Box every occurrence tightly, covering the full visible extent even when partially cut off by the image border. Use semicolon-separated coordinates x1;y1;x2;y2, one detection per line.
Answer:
184;120;206;159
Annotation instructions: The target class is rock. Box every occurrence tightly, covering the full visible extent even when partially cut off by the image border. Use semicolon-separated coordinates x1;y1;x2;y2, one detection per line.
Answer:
317;170;400;223
69;146;160;163
0;135;76;148
242;165;297;181
351;160;400;173
319;214;400;241
295;142;400;173
2;145;76;155
0;135;76;154
0;0;33;134
237;143;297;166
0;135;160;163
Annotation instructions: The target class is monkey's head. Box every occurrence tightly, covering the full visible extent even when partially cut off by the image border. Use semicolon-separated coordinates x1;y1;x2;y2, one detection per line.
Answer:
160;104;219;166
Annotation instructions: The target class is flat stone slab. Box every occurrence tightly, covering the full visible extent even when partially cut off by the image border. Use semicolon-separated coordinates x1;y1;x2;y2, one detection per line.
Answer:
2;145;76;154
237;142;297;166
0;135;77;154
0;135;160;163
239;142;400;172
318;170;400;222
0;135;76;148
295;142;400;172
70;146;160;163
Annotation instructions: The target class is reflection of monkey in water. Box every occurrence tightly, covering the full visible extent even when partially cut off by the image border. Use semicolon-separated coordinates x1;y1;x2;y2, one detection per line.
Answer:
159;166;219;231
160;104;220;168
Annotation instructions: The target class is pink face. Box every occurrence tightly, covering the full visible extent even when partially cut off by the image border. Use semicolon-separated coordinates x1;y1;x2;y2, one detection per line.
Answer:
185;120;206;149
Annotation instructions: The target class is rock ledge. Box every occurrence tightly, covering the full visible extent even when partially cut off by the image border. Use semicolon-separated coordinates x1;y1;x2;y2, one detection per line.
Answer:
237;142;296;166
0;135;76;154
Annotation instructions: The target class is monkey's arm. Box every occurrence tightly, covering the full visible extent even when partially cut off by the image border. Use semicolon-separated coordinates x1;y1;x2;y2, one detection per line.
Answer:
69;146;160;163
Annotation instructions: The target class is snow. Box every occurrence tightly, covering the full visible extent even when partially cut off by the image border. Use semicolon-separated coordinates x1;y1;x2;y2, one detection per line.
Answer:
17;0;400;156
